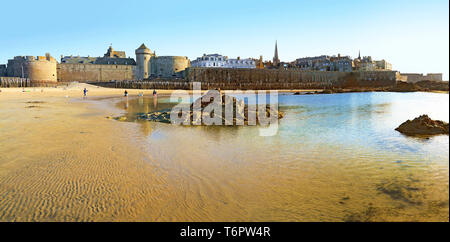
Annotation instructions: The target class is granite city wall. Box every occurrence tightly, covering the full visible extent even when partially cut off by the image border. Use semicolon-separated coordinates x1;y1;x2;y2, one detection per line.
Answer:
57;63;134;83
399;73;444;83
109;68;397;90
183;68;397;89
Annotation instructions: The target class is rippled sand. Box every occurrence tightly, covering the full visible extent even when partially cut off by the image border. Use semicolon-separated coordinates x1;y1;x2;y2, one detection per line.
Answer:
0;85;448;221
0;90;170;221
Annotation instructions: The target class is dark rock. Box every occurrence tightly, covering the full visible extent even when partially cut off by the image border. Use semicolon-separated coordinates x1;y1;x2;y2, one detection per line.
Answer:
415;80;449;92
321;89;333;94
114;116;128;121
388;81;421;92
137;109;172;123
26;101;45;104
395;115;449;136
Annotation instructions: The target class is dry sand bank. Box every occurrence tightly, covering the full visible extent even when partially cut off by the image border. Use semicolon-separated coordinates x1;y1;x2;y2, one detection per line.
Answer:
0;87;173;221
1;82;320;101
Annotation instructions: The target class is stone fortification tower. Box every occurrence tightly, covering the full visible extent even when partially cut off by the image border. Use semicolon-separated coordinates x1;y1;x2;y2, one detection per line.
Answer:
150;56;190;78
135;43;155;80
6;53;57;83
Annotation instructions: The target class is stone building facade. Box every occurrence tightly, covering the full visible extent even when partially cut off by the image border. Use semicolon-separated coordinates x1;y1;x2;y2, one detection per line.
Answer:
103;46;126;58
58;46;136;82
6;53;57;83
375;60;392;70
294;53;392;73
191;54;255;69
0;64;6;77
293;55;353;72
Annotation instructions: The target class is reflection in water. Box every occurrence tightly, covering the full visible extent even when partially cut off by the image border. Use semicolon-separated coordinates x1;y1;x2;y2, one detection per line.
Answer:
116;95;175;136
153;95;158;108
116;92;449;221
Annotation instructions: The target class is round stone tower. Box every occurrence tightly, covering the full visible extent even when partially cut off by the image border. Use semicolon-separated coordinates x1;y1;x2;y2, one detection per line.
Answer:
151;56;190;78
135;43;154;80
6;53;57;83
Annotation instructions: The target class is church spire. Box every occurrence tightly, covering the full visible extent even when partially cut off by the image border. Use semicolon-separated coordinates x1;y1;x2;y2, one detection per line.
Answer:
358;50;361;60
273;41;280;67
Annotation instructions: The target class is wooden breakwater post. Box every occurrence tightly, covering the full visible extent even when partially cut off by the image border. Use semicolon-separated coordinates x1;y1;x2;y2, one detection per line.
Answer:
0;77;31;88
113;80;191;90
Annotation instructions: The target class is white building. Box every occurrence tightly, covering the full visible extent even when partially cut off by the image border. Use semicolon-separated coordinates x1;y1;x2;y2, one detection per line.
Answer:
191;54;255;69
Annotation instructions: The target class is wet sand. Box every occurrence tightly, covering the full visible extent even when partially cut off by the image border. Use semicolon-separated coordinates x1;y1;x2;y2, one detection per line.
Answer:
0;84;299;221
0;85;168;221
0;84;448;222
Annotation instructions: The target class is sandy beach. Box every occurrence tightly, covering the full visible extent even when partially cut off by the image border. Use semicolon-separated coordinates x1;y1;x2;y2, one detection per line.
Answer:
0;84;168;221
0;84;448;222
0;84;316;221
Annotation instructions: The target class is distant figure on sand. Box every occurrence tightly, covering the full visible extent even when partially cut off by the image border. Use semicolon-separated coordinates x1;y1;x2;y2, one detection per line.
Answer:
83;88;88;97
153;89;157;97
124;90;128;97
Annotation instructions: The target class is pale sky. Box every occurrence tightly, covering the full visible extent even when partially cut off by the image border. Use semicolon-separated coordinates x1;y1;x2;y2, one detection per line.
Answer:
0;0;448;79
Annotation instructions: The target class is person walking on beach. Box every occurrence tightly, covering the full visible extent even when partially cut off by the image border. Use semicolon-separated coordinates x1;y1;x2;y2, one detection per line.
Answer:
124;90;128;97
153;89;157;97
83;88;88;98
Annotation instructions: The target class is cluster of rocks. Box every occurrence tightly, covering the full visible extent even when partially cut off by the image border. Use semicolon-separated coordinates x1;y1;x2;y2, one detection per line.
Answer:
388;81;449;92
137;109;172;123
293;88;380;95
387;82;422;92
137;90;284;125
395;115;449;136
415;80;449;92
293;91;317;95
291;81;449;95
107;116;128;122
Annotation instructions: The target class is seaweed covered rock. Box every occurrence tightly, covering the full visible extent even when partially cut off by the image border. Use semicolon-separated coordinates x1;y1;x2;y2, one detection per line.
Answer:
137;90;284;125
395;115;449;136
137;109;172;123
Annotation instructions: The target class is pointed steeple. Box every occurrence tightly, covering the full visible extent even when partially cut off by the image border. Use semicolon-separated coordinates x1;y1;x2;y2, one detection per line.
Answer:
358;50;361;60
273;41;280;66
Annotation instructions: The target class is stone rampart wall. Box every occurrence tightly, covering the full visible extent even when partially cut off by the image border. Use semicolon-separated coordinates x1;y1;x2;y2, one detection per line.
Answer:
57;63;134;82
105;68;397;90
184;68;397;89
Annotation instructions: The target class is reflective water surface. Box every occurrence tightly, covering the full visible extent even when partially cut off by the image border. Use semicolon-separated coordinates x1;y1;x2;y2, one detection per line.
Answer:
118;92;449;221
